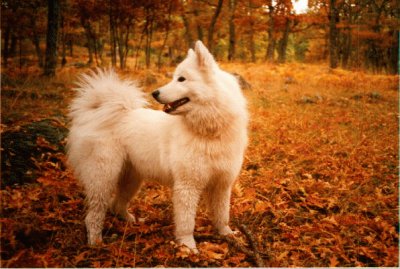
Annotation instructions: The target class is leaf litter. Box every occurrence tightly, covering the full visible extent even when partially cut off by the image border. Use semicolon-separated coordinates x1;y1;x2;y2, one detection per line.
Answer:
1;63;398;267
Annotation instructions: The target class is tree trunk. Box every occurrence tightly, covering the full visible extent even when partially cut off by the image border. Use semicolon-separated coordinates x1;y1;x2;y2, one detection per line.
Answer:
118;38;125;69
123;32;129;68
145;7;154;69
68;40;73;57
60;14;67;67
228;0;237;61
328;0;338;68
181;13;193;48
81;19;94;65
368;1;385;72
134;27;145;70
193;1;203;41
249;5;256;62
158;1;173;69
341;27;352;68
10;33;18;57
277;17;290;63
44;0;60;76
387;30;398;74
32;26;44;68
265;4;275;62
19;36;23;70
117;21;131;70
109;0;117;67
207;0;224;52
3;24;11;67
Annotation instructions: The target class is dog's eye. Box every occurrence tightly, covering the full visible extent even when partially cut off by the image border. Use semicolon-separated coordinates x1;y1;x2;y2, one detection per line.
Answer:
177;76;186;82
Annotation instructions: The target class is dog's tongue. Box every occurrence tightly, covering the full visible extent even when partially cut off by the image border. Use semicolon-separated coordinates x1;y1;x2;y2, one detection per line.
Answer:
163;103;173;113
163;97;190;113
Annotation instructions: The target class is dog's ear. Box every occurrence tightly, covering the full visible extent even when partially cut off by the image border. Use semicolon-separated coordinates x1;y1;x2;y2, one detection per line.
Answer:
187;48;195;58
194;40;217;70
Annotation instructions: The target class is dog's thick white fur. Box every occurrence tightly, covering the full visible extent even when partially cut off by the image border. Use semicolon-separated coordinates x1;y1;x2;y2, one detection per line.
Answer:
67;41;248;251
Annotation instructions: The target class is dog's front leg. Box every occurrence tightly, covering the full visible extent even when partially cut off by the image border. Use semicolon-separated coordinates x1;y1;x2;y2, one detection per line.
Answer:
172;184;201;252
206;180;236;236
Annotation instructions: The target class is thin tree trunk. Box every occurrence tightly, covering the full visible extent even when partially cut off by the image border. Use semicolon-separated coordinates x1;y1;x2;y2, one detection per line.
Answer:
193;1;203;41
123;27;130;68
147;20;153;68
158;1;173;69
96;37;104;66
61;42;67;66
368;1;385;72
277;17;290;63
10;33;18;57
145;6;154;69
109;0;117;67
117;21;131;69
228;0;237;61
134;25;146;70
265;4;275;62
81;19;94;65
181;13;193;47
68;40;73;57
60;14;67;67
328;0;338;68
44;0;60;76
30;19;45;67
207;0;224;52
3;25;11;67
387;30;398;74
92;31;99;66
19;36;23;70
248;0;256;62
341;3;352;68
341;27;352;68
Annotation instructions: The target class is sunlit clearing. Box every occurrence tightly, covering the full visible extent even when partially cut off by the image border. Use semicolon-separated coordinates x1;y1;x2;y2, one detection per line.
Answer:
293;0;308;14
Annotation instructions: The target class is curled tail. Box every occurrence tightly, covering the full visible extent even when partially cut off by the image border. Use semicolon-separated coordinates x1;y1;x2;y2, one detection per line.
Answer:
69;69;147;132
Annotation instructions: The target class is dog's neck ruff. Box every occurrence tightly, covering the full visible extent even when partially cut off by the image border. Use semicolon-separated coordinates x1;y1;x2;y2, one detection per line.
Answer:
183;103;243;139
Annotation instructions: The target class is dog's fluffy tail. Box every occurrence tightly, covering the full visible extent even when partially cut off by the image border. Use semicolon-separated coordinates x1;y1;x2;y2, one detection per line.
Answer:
69;69;147;131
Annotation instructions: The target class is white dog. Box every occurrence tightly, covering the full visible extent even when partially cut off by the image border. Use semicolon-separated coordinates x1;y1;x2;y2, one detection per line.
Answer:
67;41;248;251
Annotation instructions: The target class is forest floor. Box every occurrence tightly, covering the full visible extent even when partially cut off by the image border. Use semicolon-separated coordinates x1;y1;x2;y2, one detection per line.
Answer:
1;61;399;267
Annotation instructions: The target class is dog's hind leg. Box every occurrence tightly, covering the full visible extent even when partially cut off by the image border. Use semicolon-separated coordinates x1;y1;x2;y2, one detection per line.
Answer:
111;161;142;222
81;143;124;245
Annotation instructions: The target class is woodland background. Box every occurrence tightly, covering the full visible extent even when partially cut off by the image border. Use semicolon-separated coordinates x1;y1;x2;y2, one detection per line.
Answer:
1;0;399;73
1;0;399;267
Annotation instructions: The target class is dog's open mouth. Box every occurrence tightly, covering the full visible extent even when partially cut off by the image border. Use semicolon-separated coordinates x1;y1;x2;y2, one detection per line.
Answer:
163;97;190;113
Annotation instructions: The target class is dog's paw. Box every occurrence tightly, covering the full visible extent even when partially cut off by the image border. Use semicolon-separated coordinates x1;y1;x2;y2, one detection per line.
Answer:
227;230;240;236
178;244;199;255
217;225;238;236
124;212;136;223
88;235;103;246
171;240;199;256
112;208;136;222
176;235;198;253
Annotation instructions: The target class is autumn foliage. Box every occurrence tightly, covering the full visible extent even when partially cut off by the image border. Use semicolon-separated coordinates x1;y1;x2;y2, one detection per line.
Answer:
1;61;398;267
1;0;399;74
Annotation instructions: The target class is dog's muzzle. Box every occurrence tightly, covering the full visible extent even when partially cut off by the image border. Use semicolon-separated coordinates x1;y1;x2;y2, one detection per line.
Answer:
151;90;190;114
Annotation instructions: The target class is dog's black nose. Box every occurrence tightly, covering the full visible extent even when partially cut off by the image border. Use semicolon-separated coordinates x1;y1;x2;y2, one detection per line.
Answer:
152;90;160;99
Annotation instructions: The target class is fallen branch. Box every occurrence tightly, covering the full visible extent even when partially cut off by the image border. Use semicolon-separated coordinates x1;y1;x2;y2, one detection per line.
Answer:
237;224;265;267
195;226;266;267
195;234;254;257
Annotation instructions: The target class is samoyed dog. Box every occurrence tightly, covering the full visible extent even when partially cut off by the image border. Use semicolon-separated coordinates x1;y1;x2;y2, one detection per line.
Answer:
67;41;248;251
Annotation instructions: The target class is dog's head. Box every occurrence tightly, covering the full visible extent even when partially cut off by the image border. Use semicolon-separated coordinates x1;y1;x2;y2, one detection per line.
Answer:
152;40;219;115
